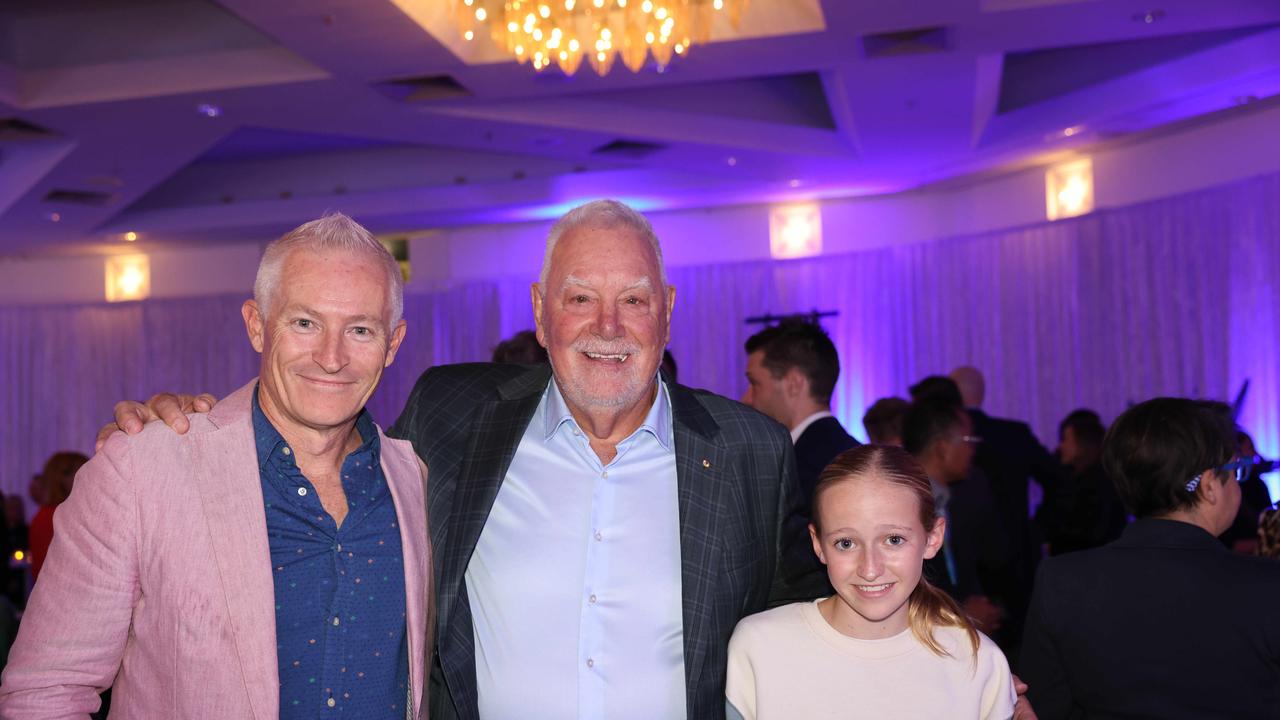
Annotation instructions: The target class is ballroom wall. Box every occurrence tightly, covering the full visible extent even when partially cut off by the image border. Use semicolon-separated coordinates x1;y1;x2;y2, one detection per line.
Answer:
2;101;1279;306
3;101;1280;507
407;101;1280;284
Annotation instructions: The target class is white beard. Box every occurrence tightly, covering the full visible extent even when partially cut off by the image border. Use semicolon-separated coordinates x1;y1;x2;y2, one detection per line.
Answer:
552;360;653;411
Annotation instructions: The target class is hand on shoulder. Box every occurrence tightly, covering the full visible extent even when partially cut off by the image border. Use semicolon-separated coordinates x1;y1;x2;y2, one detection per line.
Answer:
95;392;218;452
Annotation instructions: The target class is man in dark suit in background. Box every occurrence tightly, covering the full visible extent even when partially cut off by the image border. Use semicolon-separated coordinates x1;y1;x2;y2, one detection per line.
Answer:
903;397;1009;641
742;319;859;513
947;367;1062;655
741;320;858;601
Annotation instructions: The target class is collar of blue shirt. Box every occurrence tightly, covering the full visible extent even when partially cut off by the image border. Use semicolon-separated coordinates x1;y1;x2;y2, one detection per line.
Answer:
542;374;674;452
251;383;380;472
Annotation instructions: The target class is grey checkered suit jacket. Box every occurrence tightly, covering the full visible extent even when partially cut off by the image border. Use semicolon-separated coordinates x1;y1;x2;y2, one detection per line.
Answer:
389;362;805;720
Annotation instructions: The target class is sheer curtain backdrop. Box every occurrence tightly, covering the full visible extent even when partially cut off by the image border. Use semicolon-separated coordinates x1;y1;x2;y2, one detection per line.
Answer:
0;282;501;509
659;170;1279;477
2;170;1278;505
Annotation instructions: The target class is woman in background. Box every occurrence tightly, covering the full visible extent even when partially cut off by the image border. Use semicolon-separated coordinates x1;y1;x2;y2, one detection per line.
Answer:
28;451;88;582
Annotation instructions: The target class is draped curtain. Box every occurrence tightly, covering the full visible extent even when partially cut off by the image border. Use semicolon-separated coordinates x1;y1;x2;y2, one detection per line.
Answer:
0;282;499;506
3;170;1278;504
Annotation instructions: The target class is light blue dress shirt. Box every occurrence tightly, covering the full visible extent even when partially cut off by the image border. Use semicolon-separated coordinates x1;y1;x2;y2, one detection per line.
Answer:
465;378;686;719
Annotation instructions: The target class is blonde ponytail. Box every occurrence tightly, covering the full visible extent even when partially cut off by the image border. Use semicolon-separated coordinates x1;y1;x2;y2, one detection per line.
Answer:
906;576;979;660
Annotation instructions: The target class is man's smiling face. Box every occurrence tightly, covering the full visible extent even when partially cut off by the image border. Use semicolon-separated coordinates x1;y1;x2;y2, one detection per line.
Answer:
533;222;674;415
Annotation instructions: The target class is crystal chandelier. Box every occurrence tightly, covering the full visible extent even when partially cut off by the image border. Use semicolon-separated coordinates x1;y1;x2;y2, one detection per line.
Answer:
452;0;749;77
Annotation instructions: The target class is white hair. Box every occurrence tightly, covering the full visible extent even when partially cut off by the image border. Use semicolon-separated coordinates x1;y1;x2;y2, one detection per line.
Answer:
538;199;667;289
254;212;404;327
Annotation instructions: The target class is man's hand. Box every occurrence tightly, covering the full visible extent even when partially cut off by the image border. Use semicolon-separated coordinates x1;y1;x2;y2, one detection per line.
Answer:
1012;674;1038;720
94;393;218;451
962;594;1004;635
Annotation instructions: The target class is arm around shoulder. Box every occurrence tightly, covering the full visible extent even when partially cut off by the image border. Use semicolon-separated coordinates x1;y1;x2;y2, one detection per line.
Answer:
0;434;142;719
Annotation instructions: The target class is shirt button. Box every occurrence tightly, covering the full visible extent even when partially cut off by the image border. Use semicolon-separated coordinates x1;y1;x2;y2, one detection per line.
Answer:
588;594;597;604
297;487;308;496
282;447;292;456
326;698;336;708
333;616;340;626
601;471;608;479
586;658;594;668
594;531;603;542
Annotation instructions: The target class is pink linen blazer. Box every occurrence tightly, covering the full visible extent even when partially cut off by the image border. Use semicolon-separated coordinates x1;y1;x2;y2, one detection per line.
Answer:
0;381;431;719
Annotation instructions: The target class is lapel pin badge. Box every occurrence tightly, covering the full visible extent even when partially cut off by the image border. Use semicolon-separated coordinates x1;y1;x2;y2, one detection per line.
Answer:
702;459;711;468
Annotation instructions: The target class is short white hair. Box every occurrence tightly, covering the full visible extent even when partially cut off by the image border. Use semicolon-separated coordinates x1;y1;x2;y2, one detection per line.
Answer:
538;199;667;288
254;213;404;327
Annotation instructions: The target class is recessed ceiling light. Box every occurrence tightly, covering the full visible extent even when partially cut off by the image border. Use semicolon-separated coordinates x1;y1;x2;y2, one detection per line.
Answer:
727;156;737;166
788;179;801;188
1131;9;1165;23
1062;125;1085;137
124;231;138;242
196;103;222;118
47;212;61;223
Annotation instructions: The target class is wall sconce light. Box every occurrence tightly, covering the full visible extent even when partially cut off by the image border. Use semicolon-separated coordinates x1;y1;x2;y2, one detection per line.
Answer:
769;203;823;259
1045;158;1094;220
105;254;151;302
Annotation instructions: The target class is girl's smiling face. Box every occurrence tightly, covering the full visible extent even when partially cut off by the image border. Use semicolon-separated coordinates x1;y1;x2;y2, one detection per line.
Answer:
810;475;945;639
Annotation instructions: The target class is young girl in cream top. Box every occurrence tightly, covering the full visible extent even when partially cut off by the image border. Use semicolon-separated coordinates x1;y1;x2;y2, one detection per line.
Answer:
727;445;1016;719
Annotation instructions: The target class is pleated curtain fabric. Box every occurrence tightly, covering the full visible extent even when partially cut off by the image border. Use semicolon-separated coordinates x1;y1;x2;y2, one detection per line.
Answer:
3;171;1279;501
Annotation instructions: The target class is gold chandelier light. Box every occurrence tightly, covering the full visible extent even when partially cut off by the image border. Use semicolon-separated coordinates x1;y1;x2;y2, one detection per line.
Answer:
452;0;749;77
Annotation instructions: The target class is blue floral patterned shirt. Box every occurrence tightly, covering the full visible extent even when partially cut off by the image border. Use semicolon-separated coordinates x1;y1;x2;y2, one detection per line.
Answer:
252;391;409;718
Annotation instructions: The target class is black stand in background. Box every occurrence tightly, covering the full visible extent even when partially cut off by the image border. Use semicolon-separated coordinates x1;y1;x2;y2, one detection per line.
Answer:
745;309;839;327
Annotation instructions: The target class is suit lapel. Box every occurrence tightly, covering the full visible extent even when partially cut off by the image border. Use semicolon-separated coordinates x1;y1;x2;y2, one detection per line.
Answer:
381;439;429;720
438;366;549;718
668;383;725;711
192;382;278;719
439;366;548;626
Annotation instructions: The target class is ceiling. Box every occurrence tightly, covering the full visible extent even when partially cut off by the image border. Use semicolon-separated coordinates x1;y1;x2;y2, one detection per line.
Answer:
0;0;1277;255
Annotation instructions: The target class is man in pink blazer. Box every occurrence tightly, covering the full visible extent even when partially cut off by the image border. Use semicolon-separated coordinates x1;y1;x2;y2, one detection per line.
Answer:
0;214;431;719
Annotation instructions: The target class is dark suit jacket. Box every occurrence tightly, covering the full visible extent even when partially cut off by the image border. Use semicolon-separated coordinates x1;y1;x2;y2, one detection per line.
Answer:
793;415;860;518
968;410;1061;554
924;469;1010;603
968;409;1062;644
1021;518;1280;719
783;416;860;601
390;363;804;720
1037;462;1128;556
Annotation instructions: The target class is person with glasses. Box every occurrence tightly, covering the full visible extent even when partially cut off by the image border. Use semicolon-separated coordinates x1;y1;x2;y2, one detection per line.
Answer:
902;397;1010;643
1021;398;1280;719
1219;430;1277;554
